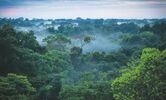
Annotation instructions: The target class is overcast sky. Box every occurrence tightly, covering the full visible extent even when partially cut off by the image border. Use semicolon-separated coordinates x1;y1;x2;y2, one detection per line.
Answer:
0;0;166;19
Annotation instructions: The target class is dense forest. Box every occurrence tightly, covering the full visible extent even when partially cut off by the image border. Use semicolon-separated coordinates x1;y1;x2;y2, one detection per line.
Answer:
0;18;166;100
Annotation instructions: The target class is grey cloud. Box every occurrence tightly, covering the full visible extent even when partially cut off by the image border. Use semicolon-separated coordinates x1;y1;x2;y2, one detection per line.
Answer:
1;0;166;8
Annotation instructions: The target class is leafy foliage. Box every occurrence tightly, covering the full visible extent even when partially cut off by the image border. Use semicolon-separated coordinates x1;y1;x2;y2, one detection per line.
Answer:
0;73;36;100
112;48;166;100
0;19;166;100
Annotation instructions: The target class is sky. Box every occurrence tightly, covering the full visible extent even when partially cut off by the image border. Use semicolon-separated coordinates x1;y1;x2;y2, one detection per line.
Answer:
0;0;166;19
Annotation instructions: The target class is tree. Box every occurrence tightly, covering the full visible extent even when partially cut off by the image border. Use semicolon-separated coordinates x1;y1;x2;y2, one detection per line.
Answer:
59;81;114;100
16;31;41;52
0;24;18;75
43;34;71;50
112;48;166;100
60;69;114;100
0;73;36;100
84;36;91;44
70;46;82;56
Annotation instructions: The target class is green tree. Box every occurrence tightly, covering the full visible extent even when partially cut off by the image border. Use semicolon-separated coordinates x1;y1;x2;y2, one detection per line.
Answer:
0;73;36;100
43;34;71;50
59;81;114;100
16;31;41;52
84;36;91;44
112;48;166;100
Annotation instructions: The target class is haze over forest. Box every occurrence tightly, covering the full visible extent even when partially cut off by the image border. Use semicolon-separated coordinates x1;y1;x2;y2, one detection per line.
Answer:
0;0;166;100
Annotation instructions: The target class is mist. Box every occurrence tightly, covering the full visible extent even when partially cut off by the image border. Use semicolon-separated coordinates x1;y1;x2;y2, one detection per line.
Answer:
70;34;121;53
83;34;121;52
15;25;52;45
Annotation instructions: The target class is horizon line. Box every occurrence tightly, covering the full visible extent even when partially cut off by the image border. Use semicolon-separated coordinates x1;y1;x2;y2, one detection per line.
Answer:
1;17;166;20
